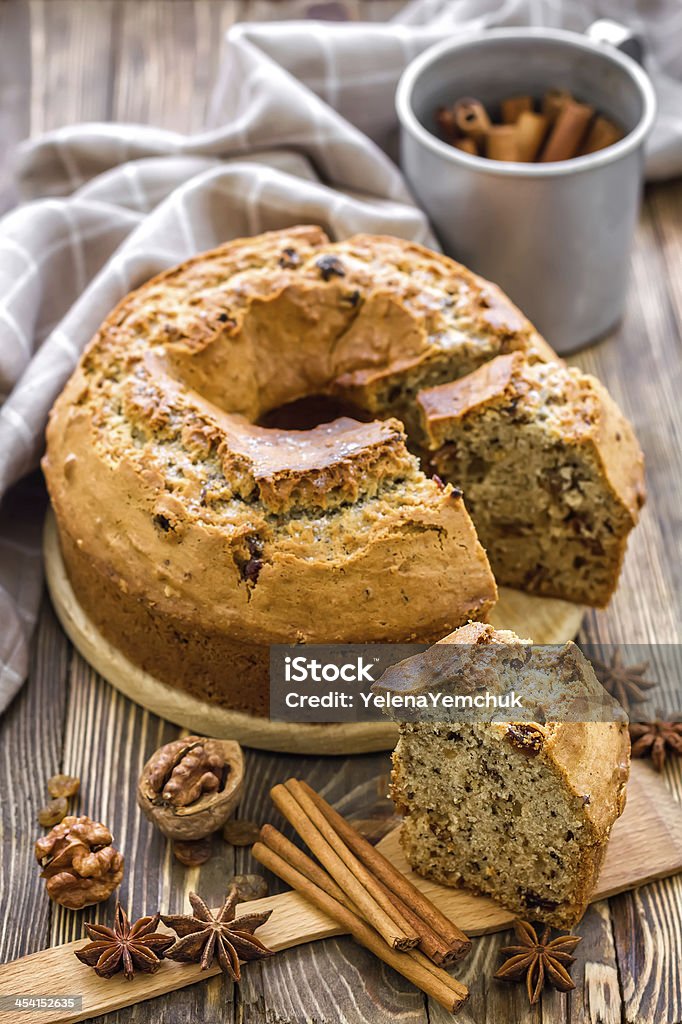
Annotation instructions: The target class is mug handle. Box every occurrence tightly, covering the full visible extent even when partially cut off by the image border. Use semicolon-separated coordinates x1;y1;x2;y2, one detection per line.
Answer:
586;18;645;66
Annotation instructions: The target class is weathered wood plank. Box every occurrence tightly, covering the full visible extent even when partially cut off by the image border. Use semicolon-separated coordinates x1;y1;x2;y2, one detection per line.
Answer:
607;761;682;1024
28;1;116;132
111;1;218;133
649;181;682;340
0;0;31;212
574;187;682;1024
234;749;432;1023
50;648;239;1023
0;598;71;962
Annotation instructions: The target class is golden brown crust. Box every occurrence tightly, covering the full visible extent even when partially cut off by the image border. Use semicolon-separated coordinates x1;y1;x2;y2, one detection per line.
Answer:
418;353;519;444
326;239;554;424
587;376;647;523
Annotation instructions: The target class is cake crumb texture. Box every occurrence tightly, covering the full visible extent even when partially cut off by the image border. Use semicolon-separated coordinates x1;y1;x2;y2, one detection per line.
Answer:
384;623;630;927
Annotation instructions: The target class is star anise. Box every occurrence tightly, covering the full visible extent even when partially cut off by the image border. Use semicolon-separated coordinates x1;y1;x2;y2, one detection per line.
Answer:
592;650;656;710
74;901;173;980
161;886;274;981
629;720;682;772
494;919;581;1005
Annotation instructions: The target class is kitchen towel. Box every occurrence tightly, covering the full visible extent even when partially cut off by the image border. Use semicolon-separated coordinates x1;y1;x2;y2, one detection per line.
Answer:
1;0;682;713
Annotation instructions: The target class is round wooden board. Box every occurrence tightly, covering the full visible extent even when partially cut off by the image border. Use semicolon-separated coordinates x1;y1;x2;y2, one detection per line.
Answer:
43;510;584;754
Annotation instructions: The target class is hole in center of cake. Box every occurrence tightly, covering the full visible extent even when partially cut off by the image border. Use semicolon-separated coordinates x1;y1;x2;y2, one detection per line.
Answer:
257;394;374;431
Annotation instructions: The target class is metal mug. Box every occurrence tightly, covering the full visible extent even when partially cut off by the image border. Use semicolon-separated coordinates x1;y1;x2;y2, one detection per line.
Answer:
396;22;657;353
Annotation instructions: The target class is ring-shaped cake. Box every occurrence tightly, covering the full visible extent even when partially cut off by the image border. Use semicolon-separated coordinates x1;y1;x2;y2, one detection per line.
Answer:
43;226;559;715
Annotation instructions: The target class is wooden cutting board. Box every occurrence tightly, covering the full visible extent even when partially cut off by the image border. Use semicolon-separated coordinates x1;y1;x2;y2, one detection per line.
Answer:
1;762;680;1024
43;510;584;755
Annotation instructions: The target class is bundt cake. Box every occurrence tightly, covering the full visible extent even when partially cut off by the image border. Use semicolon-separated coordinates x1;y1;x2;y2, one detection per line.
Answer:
45;225;558;716
43;227;644;716
376;622;630;928
418;354;645;606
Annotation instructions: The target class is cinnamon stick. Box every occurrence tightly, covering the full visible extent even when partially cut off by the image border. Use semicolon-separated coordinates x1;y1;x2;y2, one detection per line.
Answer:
501;95;533;124
542;87;572;125
453;97;490;144
579;115;623;155
259;824;457;987
270;783;419;951
297;779;471;965
252;840;469;1013
260;823;353;909
435;106;457;142
284;780;421;947
515;111;549;162
541;100;594;162
453;137;478;155
485;126;520;162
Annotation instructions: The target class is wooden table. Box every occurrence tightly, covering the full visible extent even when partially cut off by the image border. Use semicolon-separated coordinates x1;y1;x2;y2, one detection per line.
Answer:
1;3;681;1022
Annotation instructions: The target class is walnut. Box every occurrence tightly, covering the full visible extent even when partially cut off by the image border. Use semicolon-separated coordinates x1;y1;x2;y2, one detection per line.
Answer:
138;737;244;840
151;738;223;808
35;815;124;909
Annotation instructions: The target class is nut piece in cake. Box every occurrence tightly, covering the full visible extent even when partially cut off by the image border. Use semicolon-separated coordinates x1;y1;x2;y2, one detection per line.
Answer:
374;622;630;928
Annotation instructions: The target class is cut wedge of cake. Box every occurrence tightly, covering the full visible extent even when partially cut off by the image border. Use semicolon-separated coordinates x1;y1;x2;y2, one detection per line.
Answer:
418;354;646;606
375;623;630;928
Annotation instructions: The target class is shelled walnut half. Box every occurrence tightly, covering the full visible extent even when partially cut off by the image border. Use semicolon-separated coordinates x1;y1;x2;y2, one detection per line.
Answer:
35;816;124;909
137;736;244;841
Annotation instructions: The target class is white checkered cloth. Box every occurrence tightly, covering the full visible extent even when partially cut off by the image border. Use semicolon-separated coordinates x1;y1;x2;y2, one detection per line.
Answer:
1;0;682;713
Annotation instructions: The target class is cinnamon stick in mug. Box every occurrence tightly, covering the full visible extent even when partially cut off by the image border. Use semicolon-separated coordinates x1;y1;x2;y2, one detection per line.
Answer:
435;106;457;142
486;125;519;161
580;115;623;154
542;87;572;125
541;100;594;162
516;111;549;161
453;137;478;155
454;97;490;143
501;94;533;124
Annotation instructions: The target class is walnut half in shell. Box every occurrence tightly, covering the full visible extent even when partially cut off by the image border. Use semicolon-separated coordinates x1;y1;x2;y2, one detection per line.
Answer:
137;736;244;840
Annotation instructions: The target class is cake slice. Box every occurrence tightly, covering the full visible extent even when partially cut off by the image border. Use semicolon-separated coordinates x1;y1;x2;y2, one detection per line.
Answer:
375;623;630;928
417;354;646;607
